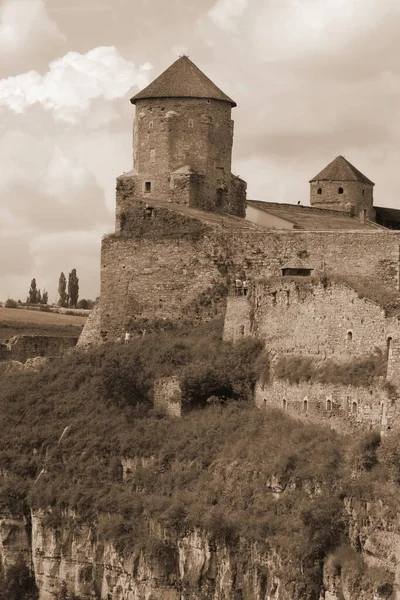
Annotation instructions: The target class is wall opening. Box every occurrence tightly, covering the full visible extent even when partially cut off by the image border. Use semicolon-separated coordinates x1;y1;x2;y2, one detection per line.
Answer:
144;181;152;193
303;399;308;411
282;268;313;277
282;398;287;410
286;290;290;305
362;189;365;196
347;330;353;342
338;187;344;194
317;187;322;195
381;402;384;415
351;401;358;414
272;291;277;305
326;399;332;411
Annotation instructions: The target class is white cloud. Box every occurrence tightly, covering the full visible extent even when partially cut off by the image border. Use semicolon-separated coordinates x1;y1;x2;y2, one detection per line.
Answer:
0;0;65;57
208;0;248;30
0;46;153;123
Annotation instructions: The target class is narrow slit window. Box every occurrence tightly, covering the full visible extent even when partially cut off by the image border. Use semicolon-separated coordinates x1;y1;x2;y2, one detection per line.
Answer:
145;181;151;193
282;398;287;410
352;401;358;414
347;331;353;342
338;187;344;194
326;399;332;411
303;399;308;411
272;291;277;305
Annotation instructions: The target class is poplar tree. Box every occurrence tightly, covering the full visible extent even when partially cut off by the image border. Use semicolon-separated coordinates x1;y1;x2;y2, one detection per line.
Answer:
42;290;48;304
28;278;38;304
68;269;79;308
58;272;67;307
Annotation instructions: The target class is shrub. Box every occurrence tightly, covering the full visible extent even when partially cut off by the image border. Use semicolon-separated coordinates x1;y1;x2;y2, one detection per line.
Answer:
4;298;18;309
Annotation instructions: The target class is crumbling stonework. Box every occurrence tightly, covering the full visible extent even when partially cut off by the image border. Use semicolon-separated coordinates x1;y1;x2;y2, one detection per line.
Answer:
222;297;252;342
0;335;77;363
154;376;182;417
76;303;101;348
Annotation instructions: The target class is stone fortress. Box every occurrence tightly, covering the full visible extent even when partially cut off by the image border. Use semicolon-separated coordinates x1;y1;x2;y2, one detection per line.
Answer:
80;55;400;432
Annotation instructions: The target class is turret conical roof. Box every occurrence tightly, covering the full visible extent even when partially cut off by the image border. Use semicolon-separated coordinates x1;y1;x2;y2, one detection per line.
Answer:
130;56;236;107
310;156;374;185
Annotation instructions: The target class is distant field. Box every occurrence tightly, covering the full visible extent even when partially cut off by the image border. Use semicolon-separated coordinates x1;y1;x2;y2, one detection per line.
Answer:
0;307;86;343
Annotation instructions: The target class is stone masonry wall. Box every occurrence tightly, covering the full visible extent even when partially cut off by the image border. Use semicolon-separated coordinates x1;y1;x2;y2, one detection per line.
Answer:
154;376;182;417
251;280;400;362
222;297;252;342
254;379;393;434
76;303;101;348
0;335;77;363
101;208;400;341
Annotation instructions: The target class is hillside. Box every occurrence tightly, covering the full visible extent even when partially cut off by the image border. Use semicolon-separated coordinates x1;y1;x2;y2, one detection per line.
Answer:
0;307;86;343
0;320;398;599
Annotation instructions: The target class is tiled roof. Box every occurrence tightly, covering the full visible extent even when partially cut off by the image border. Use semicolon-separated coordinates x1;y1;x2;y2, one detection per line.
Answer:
310;156;374;185
247;200;381;230
130;56;236;106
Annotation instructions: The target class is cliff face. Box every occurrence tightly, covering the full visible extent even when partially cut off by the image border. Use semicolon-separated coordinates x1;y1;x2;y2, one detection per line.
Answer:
0;503;398;600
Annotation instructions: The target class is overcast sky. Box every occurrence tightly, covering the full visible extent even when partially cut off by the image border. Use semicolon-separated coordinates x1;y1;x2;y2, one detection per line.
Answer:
1;0;400;302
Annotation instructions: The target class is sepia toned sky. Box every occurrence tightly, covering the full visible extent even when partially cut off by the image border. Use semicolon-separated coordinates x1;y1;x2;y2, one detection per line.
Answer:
1;0;400;301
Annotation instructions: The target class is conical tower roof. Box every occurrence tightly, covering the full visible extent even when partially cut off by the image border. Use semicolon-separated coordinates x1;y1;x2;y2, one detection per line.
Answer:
310;156;374;185
130;56;236;107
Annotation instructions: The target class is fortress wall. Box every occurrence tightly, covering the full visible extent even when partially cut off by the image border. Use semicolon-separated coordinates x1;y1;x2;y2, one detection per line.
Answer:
206;230;400;289
76;304;101;348
100;234;223;340
0;336;77;363
254;379;392;433
251;281;400;361
222;297;252;342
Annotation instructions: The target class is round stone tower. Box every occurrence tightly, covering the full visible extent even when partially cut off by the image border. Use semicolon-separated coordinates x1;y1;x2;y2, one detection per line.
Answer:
124;56;246;217
309;155;375;220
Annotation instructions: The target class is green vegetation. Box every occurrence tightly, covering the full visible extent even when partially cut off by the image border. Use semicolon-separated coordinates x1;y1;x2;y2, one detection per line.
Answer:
275;352;386;387
0;320;398;597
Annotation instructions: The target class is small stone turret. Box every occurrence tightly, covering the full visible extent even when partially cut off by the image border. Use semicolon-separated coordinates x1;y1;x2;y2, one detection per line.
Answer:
115;56;246;231
309;155;375;221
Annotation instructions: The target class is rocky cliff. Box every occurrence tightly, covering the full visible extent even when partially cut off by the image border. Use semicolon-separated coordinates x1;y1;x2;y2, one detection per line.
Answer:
0;495;397;600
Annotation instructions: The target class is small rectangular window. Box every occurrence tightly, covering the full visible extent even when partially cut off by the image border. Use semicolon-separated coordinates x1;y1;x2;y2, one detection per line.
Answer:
145;181;151;193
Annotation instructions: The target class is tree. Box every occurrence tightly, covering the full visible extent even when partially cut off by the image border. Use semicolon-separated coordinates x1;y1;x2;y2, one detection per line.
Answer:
36;289;42;304
28;278;38;304
41;290;48;305
58;272;67;307
68;269;79;308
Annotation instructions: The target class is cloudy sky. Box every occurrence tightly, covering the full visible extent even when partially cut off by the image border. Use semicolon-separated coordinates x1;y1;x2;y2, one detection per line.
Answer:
1;0;400;302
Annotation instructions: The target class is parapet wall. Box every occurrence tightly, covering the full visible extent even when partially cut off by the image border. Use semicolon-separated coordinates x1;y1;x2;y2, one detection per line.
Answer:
254;379;392;433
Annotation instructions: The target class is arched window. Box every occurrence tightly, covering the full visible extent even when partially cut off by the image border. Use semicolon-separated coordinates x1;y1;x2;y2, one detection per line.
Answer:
317;187;322;195
352;401;358;414
338;187;344;194
282;399;287;410
326;399;332;411
347;331;353;342
303;399;308;411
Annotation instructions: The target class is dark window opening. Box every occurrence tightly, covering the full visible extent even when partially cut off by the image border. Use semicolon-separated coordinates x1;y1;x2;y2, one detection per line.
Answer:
145;181;151;193
317;187;322;195
381;402;384;415
286;290;290;305
362;189;365;196
282;399;287;410
347;331;353;342
338;187;344;194
387;336;393;357
352;401;358;414
303;399;308;411
326;399;332;411
272;291;277;305
282;268;312;277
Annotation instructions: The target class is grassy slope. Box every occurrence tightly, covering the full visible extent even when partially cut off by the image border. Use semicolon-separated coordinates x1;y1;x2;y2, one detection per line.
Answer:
0;307;86;343
0;321;397;598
